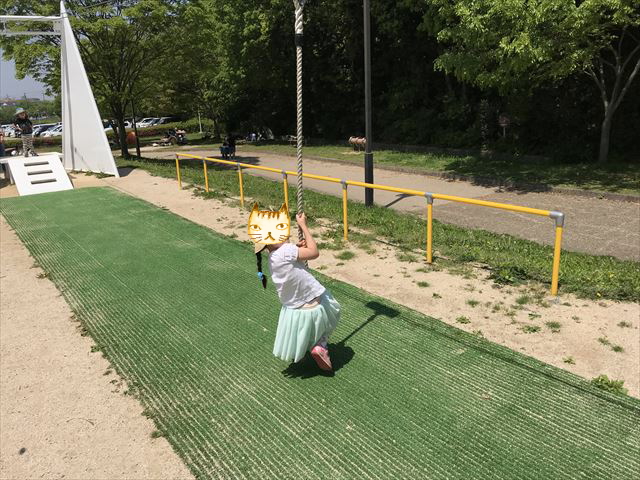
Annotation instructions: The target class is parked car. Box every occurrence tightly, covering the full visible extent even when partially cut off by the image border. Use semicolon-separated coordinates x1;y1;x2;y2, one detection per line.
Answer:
42;124;63;137
33;124;57;137
136;117;156;128
157;116;177;125
1;125;15;137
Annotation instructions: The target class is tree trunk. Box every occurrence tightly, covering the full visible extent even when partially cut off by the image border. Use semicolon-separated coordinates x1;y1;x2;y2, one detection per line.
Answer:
598;109;613;164
213;117;220;139
109;120;120;147
116;114;130;158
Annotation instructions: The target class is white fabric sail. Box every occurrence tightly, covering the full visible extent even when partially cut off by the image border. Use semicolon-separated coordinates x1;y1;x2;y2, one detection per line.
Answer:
60;1;118;176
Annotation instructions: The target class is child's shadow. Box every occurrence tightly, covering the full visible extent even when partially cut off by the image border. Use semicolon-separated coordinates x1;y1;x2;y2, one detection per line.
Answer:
281;301;400;379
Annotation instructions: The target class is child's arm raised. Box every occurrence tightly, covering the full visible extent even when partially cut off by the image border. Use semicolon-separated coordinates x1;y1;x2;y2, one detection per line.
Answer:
295;213;319;261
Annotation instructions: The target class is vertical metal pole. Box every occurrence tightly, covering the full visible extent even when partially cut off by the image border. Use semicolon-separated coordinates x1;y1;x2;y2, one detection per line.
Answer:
282;171;289;211
175;154;181;189
550;211;565;296
131;99;141;158
203;159;209;192
363;0;374;206
551;227;564;295
198;110;203;134
237;163;245;207
342;180;349;241
426;194;433;263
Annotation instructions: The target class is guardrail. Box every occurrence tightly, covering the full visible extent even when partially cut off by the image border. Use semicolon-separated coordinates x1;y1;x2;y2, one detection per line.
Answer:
175;153;565;295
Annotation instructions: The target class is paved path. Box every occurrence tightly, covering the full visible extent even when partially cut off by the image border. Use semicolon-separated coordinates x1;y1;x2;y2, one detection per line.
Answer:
145;147;640;261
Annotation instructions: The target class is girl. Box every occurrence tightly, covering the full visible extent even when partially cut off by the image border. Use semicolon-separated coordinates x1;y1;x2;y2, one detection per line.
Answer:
253;208;340;371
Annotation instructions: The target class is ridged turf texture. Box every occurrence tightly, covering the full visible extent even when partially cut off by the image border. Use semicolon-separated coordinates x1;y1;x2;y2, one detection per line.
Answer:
1;187;638;480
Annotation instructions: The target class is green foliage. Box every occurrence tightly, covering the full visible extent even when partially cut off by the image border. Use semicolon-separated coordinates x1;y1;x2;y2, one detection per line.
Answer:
432;0;638;91
545;321;561;333
430;0;640;162
521;325;541;333
0;99;60;124
2;1;639;162
590;375;628;395
335;250;355;261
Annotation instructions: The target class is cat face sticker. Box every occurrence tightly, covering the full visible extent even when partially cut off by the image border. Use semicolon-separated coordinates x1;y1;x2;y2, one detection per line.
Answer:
248;203;291;246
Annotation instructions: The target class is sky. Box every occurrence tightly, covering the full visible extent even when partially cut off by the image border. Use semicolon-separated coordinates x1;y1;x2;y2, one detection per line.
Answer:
0;56;50;100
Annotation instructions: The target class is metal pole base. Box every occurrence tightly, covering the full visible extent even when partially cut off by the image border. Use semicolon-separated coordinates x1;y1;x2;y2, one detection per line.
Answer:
364;151;374;206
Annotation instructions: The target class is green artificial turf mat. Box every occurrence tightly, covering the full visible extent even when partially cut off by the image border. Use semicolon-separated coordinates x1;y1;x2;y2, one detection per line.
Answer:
1;187;639;480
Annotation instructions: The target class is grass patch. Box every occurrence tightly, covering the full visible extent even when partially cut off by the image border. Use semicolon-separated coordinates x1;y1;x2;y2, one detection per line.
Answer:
432;293;442;299
618;321;632;328
416;281;430;288
396;251;419;263
456;316;471;324
239;143;640;195
521;325;541;333
590;375;628;395
612;345;625;353
466;299;480;307
117;156;640;302
335;250;356;261
598;337;611;346
563;356;575;365
515;295;532;305
545;321;561;332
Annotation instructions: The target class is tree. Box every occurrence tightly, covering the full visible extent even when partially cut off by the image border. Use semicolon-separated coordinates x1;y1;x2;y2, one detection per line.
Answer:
1;0;179;157
430;0;640;163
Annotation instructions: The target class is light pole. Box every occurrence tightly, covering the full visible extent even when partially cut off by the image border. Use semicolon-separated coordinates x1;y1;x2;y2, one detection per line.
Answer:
363;0;374;206
293;0;306;242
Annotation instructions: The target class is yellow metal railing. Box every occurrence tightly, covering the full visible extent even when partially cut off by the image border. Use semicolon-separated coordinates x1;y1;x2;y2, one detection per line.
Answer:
175;153;565;295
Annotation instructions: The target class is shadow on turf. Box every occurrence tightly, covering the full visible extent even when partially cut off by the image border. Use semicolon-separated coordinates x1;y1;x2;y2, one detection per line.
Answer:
281;301;399;379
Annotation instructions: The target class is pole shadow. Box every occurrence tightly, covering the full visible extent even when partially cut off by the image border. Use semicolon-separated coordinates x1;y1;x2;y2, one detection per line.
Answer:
383;193;415;209
281;300;400;379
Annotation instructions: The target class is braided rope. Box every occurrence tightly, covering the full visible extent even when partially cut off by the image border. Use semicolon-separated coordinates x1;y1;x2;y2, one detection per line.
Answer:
294;3;304;244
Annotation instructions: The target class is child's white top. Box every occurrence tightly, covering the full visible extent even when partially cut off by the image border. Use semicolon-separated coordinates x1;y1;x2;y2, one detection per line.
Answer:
268;243;326;308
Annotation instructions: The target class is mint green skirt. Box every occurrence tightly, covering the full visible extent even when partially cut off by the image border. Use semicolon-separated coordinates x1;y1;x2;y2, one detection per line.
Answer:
273;291;341;363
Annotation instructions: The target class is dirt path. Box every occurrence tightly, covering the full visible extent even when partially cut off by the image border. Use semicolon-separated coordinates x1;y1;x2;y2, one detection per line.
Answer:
0;216;193;480
142;147;640;261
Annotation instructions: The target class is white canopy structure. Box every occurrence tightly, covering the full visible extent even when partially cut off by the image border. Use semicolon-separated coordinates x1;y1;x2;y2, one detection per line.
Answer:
1;1;119;177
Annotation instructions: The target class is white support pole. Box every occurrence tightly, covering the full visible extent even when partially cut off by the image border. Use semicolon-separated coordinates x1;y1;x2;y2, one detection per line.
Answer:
0;31;61;36
60;8;73;170
0;15;62;22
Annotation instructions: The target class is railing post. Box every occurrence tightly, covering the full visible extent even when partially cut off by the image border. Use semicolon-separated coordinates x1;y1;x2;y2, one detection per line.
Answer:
203;159;209;192
282;170;289;211
341;180;349;241
425;193;433;263
237;163;244;208
175;154;181;189
549;211;565;296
